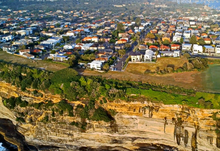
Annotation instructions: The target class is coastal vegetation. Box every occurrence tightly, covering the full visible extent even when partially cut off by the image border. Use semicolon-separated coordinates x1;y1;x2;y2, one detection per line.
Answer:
1;61;220;111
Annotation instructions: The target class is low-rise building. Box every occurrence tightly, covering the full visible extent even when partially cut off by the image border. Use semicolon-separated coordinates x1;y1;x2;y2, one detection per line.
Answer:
88;60;105;70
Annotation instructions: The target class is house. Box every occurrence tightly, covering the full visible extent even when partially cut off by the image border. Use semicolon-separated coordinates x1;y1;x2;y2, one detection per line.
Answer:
203;45;215;53
216;45;220;54
88;60;104;70
192;44;203;54
13;39;33;46
144;49;154;62
204;38;212;44
162;33;171;42
182;44;192;51
66;31;77;38
31;49;42;54
139;45;147;51
130;51;143;62
160;45;170;51
53;55;69;61
150;29;158;34
19;49;30;56
115;44;125;50
2;35;14;41
160;50;180;57
173;36;182;42
183;31;191;38
64;44;75;50
149;45;159;51
2;45;17;53
116;38;127;44
144;38;155;44
201;33;208;38
22;53;35;59
171;44;181;50
89;43;98;51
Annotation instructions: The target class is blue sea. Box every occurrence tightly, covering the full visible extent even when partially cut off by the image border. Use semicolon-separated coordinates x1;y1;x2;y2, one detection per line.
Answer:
198;1;220;10
0;143;6;151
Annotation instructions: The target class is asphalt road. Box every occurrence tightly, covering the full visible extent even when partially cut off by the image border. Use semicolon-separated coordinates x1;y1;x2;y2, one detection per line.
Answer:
114;41;137;71
113;27;152;71
191;54;220;59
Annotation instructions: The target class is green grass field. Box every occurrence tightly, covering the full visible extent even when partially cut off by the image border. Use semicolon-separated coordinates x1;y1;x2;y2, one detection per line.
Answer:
127;88;220;109
0;51;68;72
202;64;220;93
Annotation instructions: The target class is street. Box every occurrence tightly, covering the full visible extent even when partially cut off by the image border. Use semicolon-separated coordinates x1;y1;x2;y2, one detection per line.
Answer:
113;26;152;71
114;41;137;71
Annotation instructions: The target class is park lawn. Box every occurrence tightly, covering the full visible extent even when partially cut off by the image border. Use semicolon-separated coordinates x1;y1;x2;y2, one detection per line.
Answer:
0;51;68;72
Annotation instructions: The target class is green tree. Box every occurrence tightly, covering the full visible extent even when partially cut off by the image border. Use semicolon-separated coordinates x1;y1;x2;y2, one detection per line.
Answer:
135;17;141;26
183;53;191;58
75;38;81;44
190;35;197;44
63;36;70;43
51;50;56;54
180;38;184;44
118;49;126;57
162;39;170;45
103;63;109;71
125;43;131;49
68;55;77;67
117;23;124;32
146;33;155;39
198;38;205;46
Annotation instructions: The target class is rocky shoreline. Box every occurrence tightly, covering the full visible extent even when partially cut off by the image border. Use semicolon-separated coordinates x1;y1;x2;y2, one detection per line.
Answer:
0;118;37;151
1;81;220;151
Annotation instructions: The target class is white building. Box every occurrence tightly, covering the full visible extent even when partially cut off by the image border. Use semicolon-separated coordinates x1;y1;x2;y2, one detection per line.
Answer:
2;35;14;41
182;44;192;51
144;49;154;62
63;44;75;50
183;30;191;38
88;60;105;70
216;45;220;54
192;44;203;54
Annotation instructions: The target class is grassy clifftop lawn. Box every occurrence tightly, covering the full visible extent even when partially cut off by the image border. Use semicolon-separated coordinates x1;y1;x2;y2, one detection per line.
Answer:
0;61;220;109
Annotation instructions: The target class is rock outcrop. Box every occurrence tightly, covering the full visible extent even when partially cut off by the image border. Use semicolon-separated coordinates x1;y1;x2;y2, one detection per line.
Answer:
0;81;220;151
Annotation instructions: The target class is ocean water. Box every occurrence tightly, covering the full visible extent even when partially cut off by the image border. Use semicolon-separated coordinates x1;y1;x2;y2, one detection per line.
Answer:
0;143;6;151
198;1;220;10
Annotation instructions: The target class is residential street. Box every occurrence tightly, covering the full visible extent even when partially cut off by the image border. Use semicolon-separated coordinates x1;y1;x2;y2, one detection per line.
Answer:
113;26;153;71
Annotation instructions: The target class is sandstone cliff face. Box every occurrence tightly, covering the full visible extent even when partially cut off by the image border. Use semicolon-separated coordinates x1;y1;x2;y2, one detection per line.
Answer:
0;81;220;151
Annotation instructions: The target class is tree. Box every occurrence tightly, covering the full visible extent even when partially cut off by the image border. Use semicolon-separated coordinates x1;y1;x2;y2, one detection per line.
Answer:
55;43;60;46
146;33;155;39
135;17;141;26
55;23;61;27
63;36;70;43
125;43;131;49
103;63;109;71
183;53;191;58
51;50;56;54
19;45;26;50
68;55;77;67
162;39;170;45
118;49;126;57
117;23;124;32
180;38;184;44
198;38;205;46
75;38;81;44
190;35;197;44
